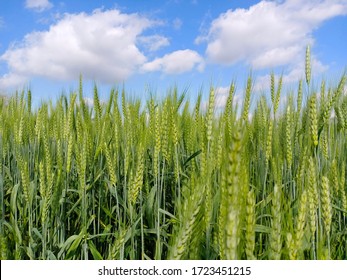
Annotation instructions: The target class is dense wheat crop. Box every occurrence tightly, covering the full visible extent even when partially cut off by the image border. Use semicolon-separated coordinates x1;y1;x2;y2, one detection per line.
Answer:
0;51;346;260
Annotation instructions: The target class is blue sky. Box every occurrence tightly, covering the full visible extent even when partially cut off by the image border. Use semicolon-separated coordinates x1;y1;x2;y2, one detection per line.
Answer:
0;0;347;107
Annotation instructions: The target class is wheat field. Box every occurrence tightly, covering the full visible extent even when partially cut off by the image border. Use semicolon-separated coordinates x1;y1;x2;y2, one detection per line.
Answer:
0;49;346;260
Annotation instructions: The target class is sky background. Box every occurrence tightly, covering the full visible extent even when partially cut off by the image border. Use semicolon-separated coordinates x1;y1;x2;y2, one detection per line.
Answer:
0;0;347;107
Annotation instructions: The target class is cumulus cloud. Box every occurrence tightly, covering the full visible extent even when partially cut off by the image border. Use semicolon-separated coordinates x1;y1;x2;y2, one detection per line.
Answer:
198;0;347;69
0;9;159;88
25;0;53;12
142;49;204;74
214;86;230;110
0;73;28;89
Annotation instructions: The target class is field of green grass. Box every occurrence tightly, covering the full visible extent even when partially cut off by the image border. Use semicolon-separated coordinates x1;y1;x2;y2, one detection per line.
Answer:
0;49;346;259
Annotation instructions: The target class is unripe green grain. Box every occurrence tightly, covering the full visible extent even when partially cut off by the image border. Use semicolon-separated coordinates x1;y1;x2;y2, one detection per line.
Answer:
153;108;161;179
206;87;215;143
94;84;102;121
305;45;311;86
321;176;332;236
286;232;296;260
308;186;317;237
335;105;345;131
162;101;169;161
17;115;24;145
169;191;204;260
340;163;346;214
242;75;252;123
330;159;339;194
129;148;144;205
297;80;303;114
224;130;244;260
286;106;292;166
270;72;275;106
27;90;31;114
245;189;256;260
104;142;117;186
18;155;30;205
309;157;319;206
321;129;328;159
309;95;319;146
66;133;73;173
266;119;273;163
269;184;282;260
43;128;53;190
65;94;76;141
320;80;326;103
274;74;282;115
225;210;239;260
39;161;46;199
225;82;235;118
295;190;307;251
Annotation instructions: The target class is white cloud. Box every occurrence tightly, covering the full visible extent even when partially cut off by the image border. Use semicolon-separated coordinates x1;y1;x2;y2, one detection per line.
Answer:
0;73;28;89
25;0;53;12
142;49;204;74
138;35;170;52
0;9;159;89
215;86;229;110
198;0;347;69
